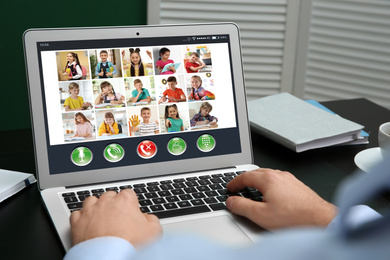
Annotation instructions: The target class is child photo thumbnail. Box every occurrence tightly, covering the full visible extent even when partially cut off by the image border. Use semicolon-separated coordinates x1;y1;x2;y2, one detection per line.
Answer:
153;46;184;75
125;76;156;106
183;45;213;73
63;110;96;142
127;105;160;137
59;81;93;112
56;50;90;81
96;108;128;139
121;47;154;77
89;49;123;79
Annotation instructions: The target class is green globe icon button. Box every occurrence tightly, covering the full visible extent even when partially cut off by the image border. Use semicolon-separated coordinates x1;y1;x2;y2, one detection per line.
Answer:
197;134;216;152
71;147;93;166
104;144;125;162
167;137;187;156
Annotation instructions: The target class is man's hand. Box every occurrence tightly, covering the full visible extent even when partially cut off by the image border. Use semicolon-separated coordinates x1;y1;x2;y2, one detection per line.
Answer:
226;169;337;230
70;189;162;247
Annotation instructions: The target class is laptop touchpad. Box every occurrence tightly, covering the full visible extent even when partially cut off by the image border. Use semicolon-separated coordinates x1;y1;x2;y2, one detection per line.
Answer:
163;215;253;246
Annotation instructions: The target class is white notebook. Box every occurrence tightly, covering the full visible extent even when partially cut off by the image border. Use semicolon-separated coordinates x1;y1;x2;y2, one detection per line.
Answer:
248;93;364;152
0;169;36;202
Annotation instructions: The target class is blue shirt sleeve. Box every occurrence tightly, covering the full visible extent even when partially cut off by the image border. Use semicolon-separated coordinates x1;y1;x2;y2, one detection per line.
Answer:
63;236;136;260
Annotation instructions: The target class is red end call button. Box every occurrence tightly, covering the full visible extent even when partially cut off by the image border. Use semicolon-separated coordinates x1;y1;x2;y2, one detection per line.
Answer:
137;140;157;159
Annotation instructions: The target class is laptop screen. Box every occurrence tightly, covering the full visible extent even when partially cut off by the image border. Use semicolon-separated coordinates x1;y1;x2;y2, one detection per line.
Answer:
36;34;241;175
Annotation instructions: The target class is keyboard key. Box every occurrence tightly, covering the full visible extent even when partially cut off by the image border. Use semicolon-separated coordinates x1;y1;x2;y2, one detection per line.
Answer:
198;179;212;185
93;193;102;198
119;185;132;190
204;197;218;204
199;175;211;179
145;192;158;199
179;194;193;200
137;194;145;200
173;178;185;183
160;180;173;184
236;171;246;175
62;192;76;197
67;202;83;210
64;196;78;203
221;183;228;188
77;190;90;195
224;172;236;176
205;191;219;197
106;187;118;192
158;191;172;197
210;178;223;183
183;187;197;193
164;203;178;210
191;199;205;206
217;189;228;195
222;176;234;182
209;184;223;190
150;205;164;212
197;185;210;192
160;184;174;190
212;174;223;177
210;203;226;211
151;205;210;219
78;195;90;201
139;200;153;206
134;187;147;194
166;196;180;202
140;207;150;213
91;189;104;193
216;195;228;202
186;181;198;187
147;182;159;186
242;191;262;199
171;189;185;195
192;192;206;199
173;183;186;189
177;201;192;208
152;198;167;204
147;186;161;192
186;177;199;181
134;184;146;188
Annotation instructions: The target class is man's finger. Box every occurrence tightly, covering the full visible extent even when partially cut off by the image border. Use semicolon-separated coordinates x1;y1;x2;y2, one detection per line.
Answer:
70;210;82;226
226;196;266;224
82;194;98;209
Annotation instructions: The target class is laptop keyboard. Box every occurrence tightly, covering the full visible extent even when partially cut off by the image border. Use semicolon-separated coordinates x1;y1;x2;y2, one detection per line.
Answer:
61;171;263;219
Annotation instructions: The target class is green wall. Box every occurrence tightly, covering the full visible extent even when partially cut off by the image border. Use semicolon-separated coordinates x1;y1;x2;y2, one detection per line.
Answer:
0;1;147;131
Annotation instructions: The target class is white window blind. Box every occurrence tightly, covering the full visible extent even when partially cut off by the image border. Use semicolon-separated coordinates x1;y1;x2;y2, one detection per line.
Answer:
148;0;300;100
301;0;390;109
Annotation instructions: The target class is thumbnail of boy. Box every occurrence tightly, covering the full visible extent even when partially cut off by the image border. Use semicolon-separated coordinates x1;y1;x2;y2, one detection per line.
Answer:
132;79;151;103
129;107;159;136
185;52;206;73
96;50;117;79
190;102;218;127
158;76;186;104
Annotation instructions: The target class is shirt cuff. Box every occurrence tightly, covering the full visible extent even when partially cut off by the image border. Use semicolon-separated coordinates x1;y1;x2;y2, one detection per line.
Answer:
63;236;136;260
327;205;382;232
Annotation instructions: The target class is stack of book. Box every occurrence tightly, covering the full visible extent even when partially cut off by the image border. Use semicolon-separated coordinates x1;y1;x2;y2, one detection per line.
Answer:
248;93;368;153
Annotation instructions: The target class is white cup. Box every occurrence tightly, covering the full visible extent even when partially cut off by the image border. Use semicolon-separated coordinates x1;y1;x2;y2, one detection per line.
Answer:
378;122;390;157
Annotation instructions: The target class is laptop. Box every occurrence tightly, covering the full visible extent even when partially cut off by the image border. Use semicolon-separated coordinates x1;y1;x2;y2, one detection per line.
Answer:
23;23;263;250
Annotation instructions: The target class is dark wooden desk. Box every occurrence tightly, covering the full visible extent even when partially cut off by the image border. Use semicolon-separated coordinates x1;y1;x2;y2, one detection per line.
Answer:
0;98;389;259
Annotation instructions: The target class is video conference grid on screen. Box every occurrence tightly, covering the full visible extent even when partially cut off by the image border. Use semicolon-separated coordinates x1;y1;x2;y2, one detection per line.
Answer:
41;41;237;146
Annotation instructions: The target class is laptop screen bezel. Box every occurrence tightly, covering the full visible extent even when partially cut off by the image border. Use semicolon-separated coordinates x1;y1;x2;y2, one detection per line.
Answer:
24;23;254;190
